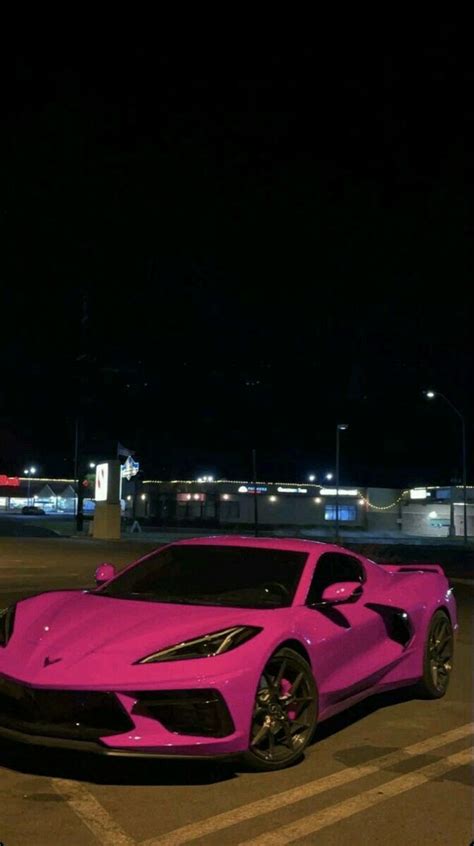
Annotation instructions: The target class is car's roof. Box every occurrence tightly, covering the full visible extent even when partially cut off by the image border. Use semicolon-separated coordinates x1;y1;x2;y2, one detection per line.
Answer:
169;535;340;554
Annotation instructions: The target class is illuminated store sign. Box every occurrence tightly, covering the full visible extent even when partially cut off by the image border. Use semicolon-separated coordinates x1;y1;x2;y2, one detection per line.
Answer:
277;486;308;494
121;456;140;480
0;476;20;487
319;488;359;496
238;485;268;494
95;463;109;501
410;488;429;500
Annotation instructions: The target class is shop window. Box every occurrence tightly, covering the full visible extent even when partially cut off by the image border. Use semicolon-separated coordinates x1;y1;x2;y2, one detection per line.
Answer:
324;505;356;521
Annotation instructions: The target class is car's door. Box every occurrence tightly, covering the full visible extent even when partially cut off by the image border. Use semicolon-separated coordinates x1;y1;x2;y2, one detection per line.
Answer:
301;551;396;705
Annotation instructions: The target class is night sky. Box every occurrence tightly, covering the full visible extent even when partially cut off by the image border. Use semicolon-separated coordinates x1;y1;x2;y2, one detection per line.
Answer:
1;32;472;487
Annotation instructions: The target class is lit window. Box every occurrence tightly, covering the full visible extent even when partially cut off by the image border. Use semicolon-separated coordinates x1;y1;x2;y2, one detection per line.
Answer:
324;505;357;522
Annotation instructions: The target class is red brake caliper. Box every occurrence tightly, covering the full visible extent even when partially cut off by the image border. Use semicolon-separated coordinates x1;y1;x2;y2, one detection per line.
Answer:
280;678;297;720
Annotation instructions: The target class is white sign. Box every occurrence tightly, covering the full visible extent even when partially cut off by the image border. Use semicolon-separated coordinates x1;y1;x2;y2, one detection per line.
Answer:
410;488;429;500
238;485;268;494
95;463;109;501
277;486;308;494
320;488;359;496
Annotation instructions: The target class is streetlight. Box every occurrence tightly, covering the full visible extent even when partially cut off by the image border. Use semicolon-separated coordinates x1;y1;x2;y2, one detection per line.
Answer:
89;462;96;469
308;474;316;482
335;424;349;542
424;390;468;544
325;472;333;481
23;466;37;505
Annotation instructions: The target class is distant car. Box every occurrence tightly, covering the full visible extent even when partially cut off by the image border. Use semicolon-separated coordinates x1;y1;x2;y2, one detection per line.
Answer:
0;537;457;770
21;506;45;515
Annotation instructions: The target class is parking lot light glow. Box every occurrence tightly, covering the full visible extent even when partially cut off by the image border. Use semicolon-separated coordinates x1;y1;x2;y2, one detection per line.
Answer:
325;472;333;480
308;474;316;482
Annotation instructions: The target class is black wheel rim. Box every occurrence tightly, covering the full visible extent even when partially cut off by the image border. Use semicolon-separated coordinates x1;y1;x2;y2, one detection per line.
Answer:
250;654;316;764
428;616;453;693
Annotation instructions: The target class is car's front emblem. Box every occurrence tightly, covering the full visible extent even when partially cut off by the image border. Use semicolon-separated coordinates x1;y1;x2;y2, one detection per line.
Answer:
43;656;62;667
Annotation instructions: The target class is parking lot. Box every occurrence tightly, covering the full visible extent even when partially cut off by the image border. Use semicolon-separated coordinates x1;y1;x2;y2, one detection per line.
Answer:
0;536;472;845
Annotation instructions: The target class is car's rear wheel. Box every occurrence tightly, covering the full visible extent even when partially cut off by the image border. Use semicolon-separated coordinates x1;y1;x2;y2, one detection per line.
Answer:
417;610;454;699
243;647;317;771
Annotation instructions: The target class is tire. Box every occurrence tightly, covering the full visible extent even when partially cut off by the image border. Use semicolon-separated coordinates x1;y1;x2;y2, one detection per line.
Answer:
416;610;454;699
242;647;318;771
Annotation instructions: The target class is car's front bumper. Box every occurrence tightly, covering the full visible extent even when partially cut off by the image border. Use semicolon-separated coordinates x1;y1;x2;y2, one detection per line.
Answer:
0;664;258;757
0;722;237;759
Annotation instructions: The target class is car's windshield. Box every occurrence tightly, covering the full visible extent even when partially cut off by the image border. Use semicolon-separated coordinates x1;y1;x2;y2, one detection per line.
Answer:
99;545;307;608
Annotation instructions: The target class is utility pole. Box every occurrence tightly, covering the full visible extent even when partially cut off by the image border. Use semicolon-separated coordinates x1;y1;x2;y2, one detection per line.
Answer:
73;418;79;518
252;448;259;537
335;424;348;543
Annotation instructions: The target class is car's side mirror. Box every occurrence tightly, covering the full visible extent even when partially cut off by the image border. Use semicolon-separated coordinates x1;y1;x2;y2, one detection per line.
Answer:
95;563;116;586
320;581;363;605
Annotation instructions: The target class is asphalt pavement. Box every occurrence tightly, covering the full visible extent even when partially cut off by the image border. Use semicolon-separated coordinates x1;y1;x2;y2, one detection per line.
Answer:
0;536;472;846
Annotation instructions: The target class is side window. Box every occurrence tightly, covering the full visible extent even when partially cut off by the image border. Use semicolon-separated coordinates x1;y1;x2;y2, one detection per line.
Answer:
306;552;365;604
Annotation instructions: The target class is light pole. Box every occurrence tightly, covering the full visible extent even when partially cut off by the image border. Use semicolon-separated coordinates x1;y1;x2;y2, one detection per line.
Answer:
424;390;468;544
335;424;348;542
23;466;37;506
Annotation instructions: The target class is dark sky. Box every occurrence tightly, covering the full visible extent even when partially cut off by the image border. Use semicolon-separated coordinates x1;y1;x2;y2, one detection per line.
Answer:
1;32;472;486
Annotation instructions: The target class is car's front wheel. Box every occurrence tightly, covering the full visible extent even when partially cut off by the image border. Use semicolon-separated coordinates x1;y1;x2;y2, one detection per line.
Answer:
243;647;317;771
417;610;454;699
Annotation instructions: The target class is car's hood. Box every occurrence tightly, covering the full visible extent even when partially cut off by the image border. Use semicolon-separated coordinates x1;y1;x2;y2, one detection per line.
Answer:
1;590;274;684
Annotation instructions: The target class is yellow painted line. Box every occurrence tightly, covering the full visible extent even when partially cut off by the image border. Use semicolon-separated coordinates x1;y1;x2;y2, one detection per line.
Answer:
141;722;473;846
52;778;135;846
238;747;473;845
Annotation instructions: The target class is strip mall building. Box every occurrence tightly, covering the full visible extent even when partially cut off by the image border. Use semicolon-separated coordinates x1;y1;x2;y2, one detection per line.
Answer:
1;476;473;538
135;479;474;539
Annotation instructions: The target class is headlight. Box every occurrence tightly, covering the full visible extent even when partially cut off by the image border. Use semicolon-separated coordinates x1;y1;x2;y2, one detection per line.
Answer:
0;605;16;647
135;625;262;664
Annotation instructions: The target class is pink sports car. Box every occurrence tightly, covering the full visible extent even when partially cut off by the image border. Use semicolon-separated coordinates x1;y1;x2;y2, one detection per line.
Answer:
0;537;457;770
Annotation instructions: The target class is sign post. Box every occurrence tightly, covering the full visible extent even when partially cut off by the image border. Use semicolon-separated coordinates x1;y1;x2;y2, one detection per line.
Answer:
92;460;122;539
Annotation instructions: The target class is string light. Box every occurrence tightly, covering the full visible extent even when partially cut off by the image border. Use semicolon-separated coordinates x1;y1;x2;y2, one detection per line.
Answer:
18;477;76;483
358;492;408;511
142;479;321;487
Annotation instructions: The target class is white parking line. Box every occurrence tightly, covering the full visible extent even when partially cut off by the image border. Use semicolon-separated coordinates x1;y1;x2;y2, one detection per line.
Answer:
238;747;473;845
52;778;135;846
141;722;473;846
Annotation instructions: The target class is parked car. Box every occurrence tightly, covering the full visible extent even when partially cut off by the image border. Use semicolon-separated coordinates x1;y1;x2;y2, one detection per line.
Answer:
0;536;457;770
21;506;45;515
